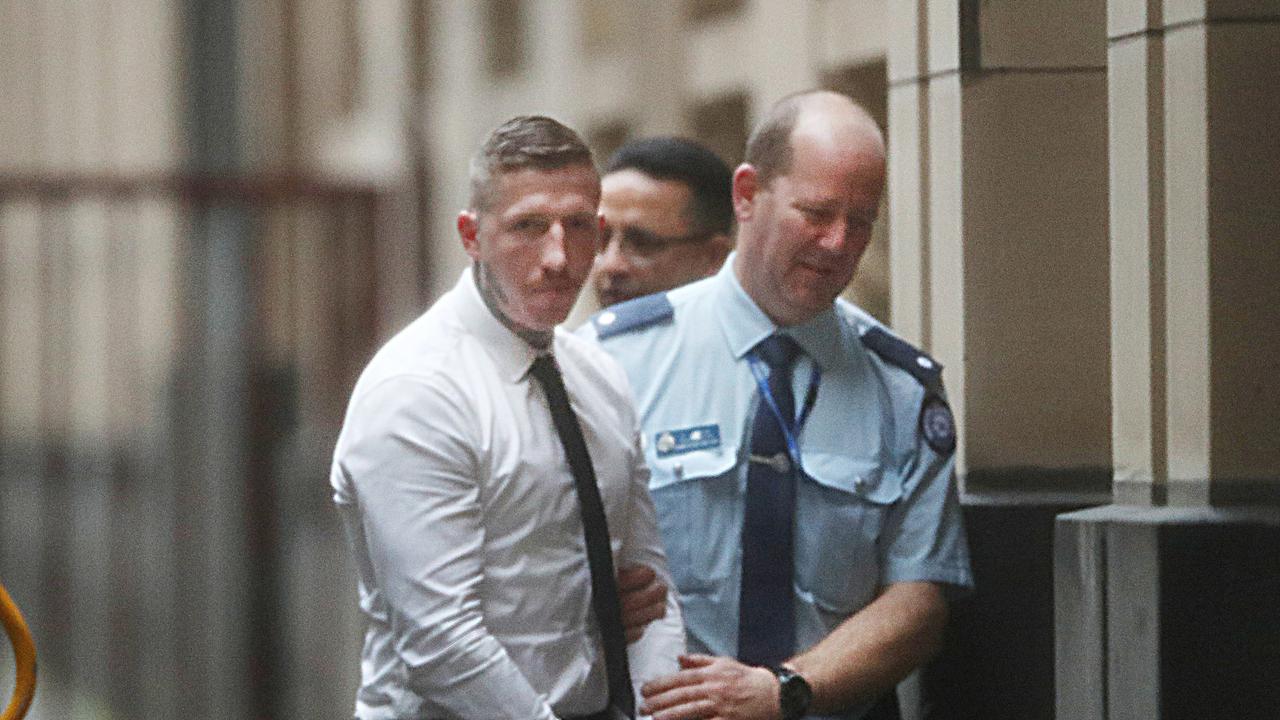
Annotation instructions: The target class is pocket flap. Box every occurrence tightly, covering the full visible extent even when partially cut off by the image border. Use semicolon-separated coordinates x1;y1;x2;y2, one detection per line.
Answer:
801;451;902;504
647;444;739;490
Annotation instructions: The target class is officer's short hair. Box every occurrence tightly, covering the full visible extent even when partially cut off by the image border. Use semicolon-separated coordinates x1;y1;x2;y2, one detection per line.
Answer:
744;97;804;190
745;90;879;188
469;116;596;212
604;137;734;238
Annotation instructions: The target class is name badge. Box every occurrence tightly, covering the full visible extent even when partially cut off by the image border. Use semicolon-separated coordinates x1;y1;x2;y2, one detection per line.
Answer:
653;424;721;458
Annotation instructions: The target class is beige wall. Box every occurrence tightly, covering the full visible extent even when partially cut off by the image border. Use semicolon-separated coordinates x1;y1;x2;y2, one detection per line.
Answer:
418;0;894;319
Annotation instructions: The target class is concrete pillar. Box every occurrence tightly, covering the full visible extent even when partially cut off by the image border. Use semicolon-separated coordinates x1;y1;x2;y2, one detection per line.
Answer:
1108;0;1169;505
1109;0;1280;508
1059;12;1280;719
887;0;930;346
1164;1;1280;506
889;0;1111;485
888;4;1111;718
1056;506;1280;720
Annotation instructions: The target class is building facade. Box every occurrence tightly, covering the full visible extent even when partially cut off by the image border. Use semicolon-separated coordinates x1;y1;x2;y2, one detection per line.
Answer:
1;1;1277;719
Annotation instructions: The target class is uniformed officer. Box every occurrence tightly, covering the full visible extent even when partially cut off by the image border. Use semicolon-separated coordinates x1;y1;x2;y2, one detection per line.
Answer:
581;91;973;720
592;136;734;308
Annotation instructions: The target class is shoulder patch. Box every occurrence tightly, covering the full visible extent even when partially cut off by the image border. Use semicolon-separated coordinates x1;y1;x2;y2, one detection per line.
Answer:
859;326;943;389
592;293;674;340
920;394;957;455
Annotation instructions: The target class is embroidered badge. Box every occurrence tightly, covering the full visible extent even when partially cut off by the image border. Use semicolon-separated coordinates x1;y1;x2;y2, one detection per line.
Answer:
653;424;722;458
920;396;956;455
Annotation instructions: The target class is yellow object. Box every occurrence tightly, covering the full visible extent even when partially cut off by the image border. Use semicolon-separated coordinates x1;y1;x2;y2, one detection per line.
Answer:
0;581;35;720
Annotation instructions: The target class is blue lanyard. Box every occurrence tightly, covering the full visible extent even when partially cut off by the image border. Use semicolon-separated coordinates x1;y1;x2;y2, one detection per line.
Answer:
747;353;821;475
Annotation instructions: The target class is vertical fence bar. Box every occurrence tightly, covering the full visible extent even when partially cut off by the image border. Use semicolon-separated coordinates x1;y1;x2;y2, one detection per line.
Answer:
66;196;114;719
0;173;388;720
105;198;142;717
0;195;48;720
37;191;71;720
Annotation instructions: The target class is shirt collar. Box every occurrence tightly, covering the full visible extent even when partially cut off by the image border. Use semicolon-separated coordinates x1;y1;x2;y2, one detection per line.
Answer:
713;252;848;372
713;254;776;360
452;265;544;383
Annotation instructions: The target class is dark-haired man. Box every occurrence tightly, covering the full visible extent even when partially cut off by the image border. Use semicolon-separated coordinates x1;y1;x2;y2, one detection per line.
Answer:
331;115;683;720
593;137;734;308
584;92;972;720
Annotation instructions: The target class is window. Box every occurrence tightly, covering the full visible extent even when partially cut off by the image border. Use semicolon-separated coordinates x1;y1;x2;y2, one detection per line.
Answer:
579;0;624;57
685;0;744;25
588;121;631;164
688;92;748;168
483;0;526;77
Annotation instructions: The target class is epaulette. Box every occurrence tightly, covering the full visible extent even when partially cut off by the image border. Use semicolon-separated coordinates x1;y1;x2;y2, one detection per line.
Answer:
860;326;955;455
591;293;674;340
859;326;943;390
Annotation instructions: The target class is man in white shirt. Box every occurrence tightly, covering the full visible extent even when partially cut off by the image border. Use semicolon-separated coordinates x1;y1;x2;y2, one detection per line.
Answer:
330;115;684;720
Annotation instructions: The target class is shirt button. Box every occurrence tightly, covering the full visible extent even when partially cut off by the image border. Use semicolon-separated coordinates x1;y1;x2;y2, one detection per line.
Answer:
598;311;617;326
853;475;867;492
673;462;684;478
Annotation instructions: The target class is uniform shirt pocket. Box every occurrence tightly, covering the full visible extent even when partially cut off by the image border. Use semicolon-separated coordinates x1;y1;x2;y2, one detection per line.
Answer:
795;452;904;613
647;444;740;595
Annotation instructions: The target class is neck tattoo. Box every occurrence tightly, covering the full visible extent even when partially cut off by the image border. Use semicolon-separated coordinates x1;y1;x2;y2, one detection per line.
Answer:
475;262;554;351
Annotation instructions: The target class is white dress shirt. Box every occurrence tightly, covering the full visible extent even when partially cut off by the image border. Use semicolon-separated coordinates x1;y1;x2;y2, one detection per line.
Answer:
331;267;684;720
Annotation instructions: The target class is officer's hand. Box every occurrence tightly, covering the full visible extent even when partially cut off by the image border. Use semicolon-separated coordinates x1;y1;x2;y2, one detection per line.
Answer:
617;564;667;643
639;654;780;720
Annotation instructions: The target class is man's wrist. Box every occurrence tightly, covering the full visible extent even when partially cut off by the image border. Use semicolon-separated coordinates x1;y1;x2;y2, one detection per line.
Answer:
769;665;812;720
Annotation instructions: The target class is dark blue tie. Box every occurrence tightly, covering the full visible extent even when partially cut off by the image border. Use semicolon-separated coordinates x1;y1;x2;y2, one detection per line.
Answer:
738;334;802;667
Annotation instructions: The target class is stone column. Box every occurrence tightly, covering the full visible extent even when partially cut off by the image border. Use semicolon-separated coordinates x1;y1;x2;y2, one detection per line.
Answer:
889;0;1111;487
1058;5;1280;719
1110;0;1280;509
1108;0;1170;506
1160;1;1280;507
887;0;931;347
888;3;1111;718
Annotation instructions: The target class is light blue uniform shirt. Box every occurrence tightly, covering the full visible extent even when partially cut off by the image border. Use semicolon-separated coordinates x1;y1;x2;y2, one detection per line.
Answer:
580;258;972;718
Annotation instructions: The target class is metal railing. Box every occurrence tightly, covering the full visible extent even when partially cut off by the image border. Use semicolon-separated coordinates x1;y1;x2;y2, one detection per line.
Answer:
0;171;408;719
0;580;35;720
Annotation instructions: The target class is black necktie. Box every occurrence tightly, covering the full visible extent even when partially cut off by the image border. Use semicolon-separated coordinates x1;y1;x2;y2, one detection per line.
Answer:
529;354;634;719
738;334;803;667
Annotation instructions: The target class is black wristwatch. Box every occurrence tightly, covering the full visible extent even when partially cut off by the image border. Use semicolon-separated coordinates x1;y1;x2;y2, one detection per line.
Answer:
770;665;812;720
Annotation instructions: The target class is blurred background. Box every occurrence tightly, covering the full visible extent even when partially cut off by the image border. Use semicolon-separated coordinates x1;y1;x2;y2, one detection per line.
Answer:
0;3;891;718
2;2;1278;720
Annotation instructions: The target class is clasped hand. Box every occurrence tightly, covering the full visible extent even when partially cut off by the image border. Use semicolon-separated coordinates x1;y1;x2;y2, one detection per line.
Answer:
639;654;781;720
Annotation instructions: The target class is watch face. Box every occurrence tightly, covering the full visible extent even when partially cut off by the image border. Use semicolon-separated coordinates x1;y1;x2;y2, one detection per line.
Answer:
776;668;812;719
